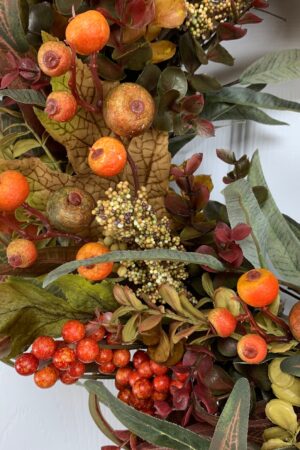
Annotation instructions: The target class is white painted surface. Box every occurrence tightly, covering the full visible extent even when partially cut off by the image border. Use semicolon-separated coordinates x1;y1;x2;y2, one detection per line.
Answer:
1;1;300;448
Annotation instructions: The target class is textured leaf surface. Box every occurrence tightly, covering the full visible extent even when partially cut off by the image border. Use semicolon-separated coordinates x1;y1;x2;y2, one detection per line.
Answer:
240;49;300;85
0;89;45;106
0;0;29;53
203;103;287;125
43;249;224;287
248;151;300;283
0;276;110;357
85;380;210;450
206;87;300;112
209;378;250;450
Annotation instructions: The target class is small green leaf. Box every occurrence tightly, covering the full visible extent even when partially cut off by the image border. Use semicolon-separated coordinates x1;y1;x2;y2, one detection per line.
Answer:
136;64;161;92
13;138;41;157
207;43;234;66
122;314;139;342
158;67;188;98
240;49;300;85
54;0;82;15
203;103;287;125
188;74;222;93
280;355;300;377
209;378;250;450
179;32;200;74
206;87;300;113
0;89;46;107
43;249;225;287
85;380;210;450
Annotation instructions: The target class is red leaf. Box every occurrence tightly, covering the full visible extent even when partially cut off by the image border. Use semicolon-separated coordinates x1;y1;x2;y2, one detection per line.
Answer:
190;183;209;210
214;222;232;244
196;355;214;384
153;400;172;418
231;223;252;241
218;243;244;267
0;70;19;89
238;12;263;24
195;245;218;273
195;119;215;137
185;153;203;176
193;383;218;414
171;386;191;411
101;447;120;450
115;0;155;29
170;166;185;178
181;94;205;115
182;349;198;366
251;0;269;8
218;23;247;40
164;192;191;217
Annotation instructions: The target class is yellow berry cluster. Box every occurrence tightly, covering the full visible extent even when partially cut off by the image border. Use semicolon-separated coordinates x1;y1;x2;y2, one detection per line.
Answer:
93;182;188;302
185;0;250;39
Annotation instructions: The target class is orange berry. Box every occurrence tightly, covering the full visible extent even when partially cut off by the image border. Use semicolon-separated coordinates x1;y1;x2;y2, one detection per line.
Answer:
208;307;237;338
65;10;110;55
237;334;267;364
34;365;58;388
45;91;77;122
289;303;300;341
76;242;113;281
237;268;279;308
6;239;38;268
88;137;127;177
0;170;29;211
38;41;72;77
103;83;155;137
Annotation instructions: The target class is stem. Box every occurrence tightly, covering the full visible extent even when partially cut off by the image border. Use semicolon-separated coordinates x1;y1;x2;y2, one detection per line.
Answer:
261;307;292;337
89;53;103;108
125;148;140;195
67;42;101;114
25;123;61;171
22;202;51;229
254;8;287;22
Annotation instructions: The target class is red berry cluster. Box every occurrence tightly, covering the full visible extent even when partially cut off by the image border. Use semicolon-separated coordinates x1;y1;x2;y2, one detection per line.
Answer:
14;319;120;388
115;350;186;416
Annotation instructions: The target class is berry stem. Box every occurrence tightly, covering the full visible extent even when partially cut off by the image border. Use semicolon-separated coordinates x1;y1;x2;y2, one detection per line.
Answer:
89;52;103;107
22;202;51;229
261;307;292;338
67;42;102;114
125;148;140;195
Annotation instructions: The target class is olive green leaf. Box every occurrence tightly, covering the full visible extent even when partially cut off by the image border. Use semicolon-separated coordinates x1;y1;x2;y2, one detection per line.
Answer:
54;0;82;15
0;276;112;357
0;89;46;107
265;399;298;433
158;67;188;98
0;0;29;53
281;355;300;377
240;49;300;85
43;249;225;287
88;394;123;447
209;378;250;450
85;380;210;450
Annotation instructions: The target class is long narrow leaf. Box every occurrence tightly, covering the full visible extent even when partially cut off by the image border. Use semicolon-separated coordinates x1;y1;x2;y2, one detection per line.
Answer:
209;378;250;450
85;380;210;450
0;89;46;107
43;249;224;287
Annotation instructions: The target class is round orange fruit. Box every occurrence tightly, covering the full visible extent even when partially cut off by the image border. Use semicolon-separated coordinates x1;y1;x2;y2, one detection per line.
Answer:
88;137;127;177
38;41;72;77
6;239;38;268
0;170;29;211
66;10;110;55
76;242;113;281
237;334;267;364
237;268;279;308
45;91;77;122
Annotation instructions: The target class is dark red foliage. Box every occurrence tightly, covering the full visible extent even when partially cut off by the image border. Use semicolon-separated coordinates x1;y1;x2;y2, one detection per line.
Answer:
115;0;155;29
238;12;263;24
0;53;43;90
251;0;269;8
218;23;248;40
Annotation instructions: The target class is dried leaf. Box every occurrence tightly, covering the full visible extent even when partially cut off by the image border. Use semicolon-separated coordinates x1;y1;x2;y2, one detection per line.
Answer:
153;0;187;28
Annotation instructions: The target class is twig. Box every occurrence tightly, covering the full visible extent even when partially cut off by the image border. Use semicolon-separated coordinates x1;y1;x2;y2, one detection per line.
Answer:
254;8;287;22
88;53;103;109
125;148;140;195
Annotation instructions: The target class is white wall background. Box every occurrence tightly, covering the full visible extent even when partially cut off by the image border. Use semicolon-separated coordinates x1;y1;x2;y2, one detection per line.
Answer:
1;1;300;449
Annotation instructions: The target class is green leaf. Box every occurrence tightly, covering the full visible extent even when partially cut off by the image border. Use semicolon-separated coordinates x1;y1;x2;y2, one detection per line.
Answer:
207;43;234;66
223;178;268;268
13;138;41;157
85;380;210;450
284;215;300;241
188;74;222;93
280;356;300;377
0;0;29;53
0;277;97;357
43;249;225;287
88;394;122;447
203;103;287;125
168;134;196;156
240;49;300;85
249;151;300;284
136;64;161;92
209;378;250;450
158;67;188;98
0;89;46;107
206;87;300;112
179;32;200;74
54;0;82;15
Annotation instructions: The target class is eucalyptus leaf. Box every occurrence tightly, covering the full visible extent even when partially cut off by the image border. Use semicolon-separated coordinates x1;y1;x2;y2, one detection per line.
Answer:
209;378;250;450
85;380;210;450
136;64;161;92
158;67;188;99
188;74;222;93
284;215;300;241
280;355;300;377
203;103;287;125
43;249;225;287
0;89;46;107
240;49;300;85
207;43;234;66
88;394;122;447
206;87;300;112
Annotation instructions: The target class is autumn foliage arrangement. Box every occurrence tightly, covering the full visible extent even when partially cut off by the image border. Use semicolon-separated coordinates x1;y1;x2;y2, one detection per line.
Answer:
1;1;300;450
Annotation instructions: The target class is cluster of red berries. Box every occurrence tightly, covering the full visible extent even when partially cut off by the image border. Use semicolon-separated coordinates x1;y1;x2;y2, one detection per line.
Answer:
115;350;188;416
14;319;130;388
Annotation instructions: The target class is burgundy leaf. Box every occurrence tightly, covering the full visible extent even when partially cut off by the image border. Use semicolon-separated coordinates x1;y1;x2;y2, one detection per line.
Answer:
218;243;244;267
170;166;185;178
115;0;155;29
101;447;120;450
185;153;203;176
196;355;214;384
231;223;252;241
203;365;234;395
181;94;205;115
114;430;131;441
188;422;214;437
164;193;191;217
195;119;215;137
214;222;232;244
195;245;218;273
238;12;263;24
18;58;40;81
182;349;198;366
218;23;248;40
172;362;191;377
175;177;189;192
190;184;210;210
251;0;269;8
170;386;191;411
137;445;173;450
193;383;218;414
0;70;19;89
153;400;172;419
186;346;215;358
181;404;194;427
